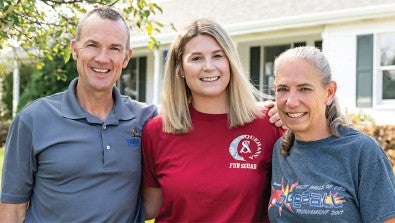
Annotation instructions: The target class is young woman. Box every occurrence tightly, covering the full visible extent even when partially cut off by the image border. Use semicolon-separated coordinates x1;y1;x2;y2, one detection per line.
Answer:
142;19;284;222
269;46;395;222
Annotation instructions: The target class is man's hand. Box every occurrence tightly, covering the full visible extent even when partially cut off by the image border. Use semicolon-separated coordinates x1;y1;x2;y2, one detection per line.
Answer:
257;101;287;129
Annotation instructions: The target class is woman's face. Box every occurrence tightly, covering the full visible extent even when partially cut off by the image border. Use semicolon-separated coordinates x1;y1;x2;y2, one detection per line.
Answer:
181;34;230;103
274;58;336;141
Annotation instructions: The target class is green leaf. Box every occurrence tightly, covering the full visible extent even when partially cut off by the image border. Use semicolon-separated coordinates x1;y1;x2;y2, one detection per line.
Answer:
36;62;45;70
146;23;153;35
28;26;36;32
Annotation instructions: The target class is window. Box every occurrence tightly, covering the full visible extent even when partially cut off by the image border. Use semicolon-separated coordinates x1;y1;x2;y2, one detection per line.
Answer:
263;45;290;96
356;33;395;107
118;57;147;102
379;33;395;102
249;41;320;96
314;40;322;50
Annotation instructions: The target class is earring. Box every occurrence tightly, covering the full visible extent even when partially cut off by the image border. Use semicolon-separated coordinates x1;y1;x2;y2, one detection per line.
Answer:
326;100;331;105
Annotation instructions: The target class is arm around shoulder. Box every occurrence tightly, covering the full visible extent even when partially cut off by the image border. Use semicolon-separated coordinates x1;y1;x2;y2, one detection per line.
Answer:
0;202;28;223
257;101;286;129
384;217;395;223
142;186;163;220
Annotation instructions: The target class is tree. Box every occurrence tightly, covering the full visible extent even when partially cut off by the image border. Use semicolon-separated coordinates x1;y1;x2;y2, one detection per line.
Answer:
0;0;163;70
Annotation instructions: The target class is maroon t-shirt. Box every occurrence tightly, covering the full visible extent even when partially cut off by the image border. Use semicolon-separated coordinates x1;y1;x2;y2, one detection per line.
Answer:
142;106;284;222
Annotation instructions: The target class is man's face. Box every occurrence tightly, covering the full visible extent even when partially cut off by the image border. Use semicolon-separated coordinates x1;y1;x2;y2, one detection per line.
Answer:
71;14;132;94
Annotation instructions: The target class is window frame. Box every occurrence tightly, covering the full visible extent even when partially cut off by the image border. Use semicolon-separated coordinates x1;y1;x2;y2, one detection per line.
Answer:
375;32;395;107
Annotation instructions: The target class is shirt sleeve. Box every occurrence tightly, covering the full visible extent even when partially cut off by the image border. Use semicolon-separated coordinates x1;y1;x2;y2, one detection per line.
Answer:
1;115;36;203
141;118;160;188
358;141;395;223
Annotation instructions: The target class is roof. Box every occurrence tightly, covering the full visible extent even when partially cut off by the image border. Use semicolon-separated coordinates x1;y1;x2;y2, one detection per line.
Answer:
131;0;395;47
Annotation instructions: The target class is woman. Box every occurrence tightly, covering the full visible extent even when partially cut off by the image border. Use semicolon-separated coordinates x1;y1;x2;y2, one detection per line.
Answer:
142;19;284;222
268;46;395;222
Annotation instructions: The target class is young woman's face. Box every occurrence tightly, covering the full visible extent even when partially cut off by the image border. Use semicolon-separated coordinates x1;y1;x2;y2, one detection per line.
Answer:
181;34;230;102
275;58;336;140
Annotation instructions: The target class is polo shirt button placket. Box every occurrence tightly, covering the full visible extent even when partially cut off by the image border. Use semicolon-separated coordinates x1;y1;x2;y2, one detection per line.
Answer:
103;125;110;150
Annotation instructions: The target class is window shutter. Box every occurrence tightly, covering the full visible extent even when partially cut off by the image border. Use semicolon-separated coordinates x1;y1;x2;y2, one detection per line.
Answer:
139;57;147;102
250;46;261;89
356;34;373;107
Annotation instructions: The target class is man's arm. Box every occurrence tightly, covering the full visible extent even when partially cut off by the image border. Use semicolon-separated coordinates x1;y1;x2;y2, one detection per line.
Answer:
142;186;163;220
384;217;395;223
0;202;28;223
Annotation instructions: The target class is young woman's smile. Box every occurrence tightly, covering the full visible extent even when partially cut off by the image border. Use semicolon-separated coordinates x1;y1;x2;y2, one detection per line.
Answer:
182;34;230;102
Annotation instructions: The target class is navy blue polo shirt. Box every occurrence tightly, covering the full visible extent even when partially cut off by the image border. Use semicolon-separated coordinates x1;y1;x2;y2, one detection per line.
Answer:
1;78;158;222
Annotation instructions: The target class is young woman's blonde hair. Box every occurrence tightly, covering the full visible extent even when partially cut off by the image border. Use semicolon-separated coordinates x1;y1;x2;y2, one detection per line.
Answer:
273;46;352;156
161;18;265;134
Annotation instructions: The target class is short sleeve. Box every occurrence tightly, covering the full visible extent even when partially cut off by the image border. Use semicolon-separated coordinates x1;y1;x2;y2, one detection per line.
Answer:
141;118;160;188
1;115;36;203
358;145;395;222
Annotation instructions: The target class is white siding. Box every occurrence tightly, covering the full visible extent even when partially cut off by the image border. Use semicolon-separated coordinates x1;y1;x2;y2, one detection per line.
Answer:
323;18;395;124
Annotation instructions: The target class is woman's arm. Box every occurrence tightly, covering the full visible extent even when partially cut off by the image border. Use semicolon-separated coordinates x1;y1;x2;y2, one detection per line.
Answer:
384;217;395;223
142;186;163;220
258;101;286;129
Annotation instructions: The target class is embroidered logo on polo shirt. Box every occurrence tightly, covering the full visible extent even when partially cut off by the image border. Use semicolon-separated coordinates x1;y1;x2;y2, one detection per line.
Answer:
228;134;262;169
126;127;141;149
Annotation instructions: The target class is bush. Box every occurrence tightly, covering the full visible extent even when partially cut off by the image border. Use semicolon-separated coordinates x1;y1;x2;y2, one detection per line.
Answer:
347;111;395;172
0;119;11;147
1;56;77;120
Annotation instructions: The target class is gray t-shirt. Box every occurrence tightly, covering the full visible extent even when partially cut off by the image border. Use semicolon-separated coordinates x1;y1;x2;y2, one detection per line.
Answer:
1;78;158;222
269;127;395;223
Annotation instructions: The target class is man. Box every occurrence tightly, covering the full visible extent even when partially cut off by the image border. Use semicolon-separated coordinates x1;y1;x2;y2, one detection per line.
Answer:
0;7;157;222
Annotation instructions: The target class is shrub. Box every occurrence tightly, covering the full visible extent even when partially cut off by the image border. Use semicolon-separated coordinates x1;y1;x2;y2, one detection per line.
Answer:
0;119;11;147
347;111;395;172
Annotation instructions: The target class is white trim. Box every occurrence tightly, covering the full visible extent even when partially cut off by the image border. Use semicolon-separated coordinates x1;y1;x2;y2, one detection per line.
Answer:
12;60;20;118
225;3;395;36
374;32;395;108
131;32;177;48
152;49;161;105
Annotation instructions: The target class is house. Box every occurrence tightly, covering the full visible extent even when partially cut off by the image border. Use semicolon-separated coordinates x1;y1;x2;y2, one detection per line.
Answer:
122;0;395;125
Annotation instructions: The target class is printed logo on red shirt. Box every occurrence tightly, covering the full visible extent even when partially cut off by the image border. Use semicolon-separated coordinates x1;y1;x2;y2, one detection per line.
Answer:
228;134;262;169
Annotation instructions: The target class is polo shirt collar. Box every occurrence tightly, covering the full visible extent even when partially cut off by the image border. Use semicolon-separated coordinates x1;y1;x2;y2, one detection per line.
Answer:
61;78;134;122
